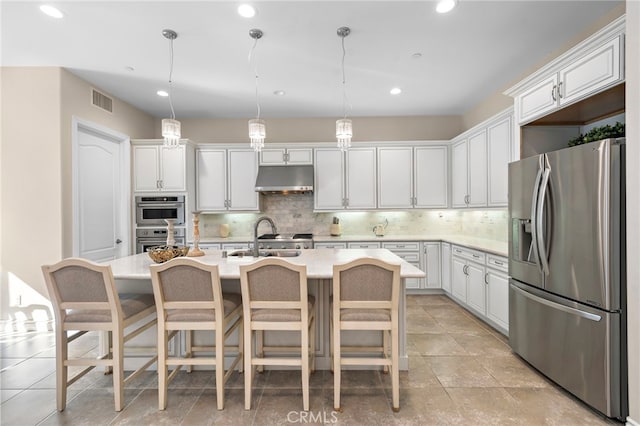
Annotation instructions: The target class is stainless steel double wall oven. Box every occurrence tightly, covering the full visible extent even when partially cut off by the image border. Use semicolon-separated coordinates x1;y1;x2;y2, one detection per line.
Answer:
135;195;186;253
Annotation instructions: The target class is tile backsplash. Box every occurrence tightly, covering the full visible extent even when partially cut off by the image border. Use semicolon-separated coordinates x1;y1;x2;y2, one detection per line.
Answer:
198;193;508;241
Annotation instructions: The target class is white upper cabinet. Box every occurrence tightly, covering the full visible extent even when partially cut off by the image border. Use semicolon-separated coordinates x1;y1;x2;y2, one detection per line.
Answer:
451;139;468;208
378;147;413;209
346;148;377;209
487;115;512;206
260;148;313;165
467;130;488;207
314;148;345;210
414;146;448;208
378;146;448;209
516;75;559;124
314;147;376;210
196;148;259;212
507;17;624;125
133;144;186;192
196;149;226;211
452;130;489;208
558;36;621;106
451;109;513;208
227;149;259;210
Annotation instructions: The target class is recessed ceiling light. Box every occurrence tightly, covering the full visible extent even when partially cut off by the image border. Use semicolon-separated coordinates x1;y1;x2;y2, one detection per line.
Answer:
40;5;64;18
238;4;256;18
156;90;169;97
273;90;286;96
411;52;422;59
390;88;402;95
436;0;457;14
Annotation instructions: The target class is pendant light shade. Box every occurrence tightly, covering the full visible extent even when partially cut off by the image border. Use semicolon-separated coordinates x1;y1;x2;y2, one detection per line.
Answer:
248;118;265;151
161;29;181;148
248;29;265;152
336;118;352;151
162;118;181;148
336;26;352;151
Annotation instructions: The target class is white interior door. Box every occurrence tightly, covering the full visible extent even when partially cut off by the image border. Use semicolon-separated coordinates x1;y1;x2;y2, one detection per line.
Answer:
73;118;129;261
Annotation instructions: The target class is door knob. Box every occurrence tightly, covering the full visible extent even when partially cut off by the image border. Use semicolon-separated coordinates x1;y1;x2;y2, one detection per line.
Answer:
116;239;122;244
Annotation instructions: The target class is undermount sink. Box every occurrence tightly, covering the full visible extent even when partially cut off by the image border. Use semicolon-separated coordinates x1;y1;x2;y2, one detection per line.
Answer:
228;250;301;258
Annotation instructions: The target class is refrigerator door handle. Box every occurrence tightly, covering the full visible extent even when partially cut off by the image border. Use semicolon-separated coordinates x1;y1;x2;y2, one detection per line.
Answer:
536;166;551;276
511;285;602;322
530;164;544;272
596;142;610;305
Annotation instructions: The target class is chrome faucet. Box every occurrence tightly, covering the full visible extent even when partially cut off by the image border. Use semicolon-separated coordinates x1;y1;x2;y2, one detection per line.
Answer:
253;216;278;257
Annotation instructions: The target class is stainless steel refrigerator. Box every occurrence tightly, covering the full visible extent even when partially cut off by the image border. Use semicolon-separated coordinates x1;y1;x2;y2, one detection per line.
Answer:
508;138;627;419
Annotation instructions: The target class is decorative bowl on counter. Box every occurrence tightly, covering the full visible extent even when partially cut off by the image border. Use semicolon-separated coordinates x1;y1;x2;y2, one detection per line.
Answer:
147;245;190;263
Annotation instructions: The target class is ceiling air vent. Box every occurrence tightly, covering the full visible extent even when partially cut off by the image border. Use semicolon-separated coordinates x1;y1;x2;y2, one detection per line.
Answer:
91;88;113;113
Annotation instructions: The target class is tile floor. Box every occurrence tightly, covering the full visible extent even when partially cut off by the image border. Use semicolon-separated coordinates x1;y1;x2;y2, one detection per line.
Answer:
0;295;620;425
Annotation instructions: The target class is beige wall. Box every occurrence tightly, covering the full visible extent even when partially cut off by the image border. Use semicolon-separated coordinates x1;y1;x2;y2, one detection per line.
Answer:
0;67;154;321
462;3;626;130
60;70;155;256
1;67;64;307
155;115;464;144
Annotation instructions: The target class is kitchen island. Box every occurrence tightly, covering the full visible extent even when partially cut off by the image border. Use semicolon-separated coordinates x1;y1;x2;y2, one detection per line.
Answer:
109;248;425;370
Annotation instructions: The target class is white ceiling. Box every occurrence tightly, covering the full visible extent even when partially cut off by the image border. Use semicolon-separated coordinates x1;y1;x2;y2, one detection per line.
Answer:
1;1;622;119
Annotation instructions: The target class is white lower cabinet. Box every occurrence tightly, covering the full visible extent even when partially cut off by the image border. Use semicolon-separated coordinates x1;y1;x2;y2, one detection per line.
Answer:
451;256;469;302
422;242;441;289
450;245;508;335
441;242;452;294
382;242;422;290
486;255;509;332
465;262;487;315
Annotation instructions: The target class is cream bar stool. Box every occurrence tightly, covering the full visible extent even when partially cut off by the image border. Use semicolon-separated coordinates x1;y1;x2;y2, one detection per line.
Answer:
149;258;243;410
42;258;158;412
331;258;401;412
239;258;315;411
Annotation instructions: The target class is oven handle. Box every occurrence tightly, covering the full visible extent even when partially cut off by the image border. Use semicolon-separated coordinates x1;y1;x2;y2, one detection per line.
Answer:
137;203;184;208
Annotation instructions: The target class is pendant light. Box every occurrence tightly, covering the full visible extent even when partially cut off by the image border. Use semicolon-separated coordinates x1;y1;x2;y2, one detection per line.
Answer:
336;26;352;151
161;29;181;148
248;29;265;152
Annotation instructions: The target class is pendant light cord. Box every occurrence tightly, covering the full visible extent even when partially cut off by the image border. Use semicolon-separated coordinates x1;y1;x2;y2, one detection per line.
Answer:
168;37;176;120
248;38;261;120
341;33;352;120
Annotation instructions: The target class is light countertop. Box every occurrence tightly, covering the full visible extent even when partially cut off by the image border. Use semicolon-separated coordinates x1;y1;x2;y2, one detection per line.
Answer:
109;248;426;280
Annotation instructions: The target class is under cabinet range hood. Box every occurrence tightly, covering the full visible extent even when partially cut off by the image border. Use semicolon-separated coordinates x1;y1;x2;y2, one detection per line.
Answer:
254;165;314;194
